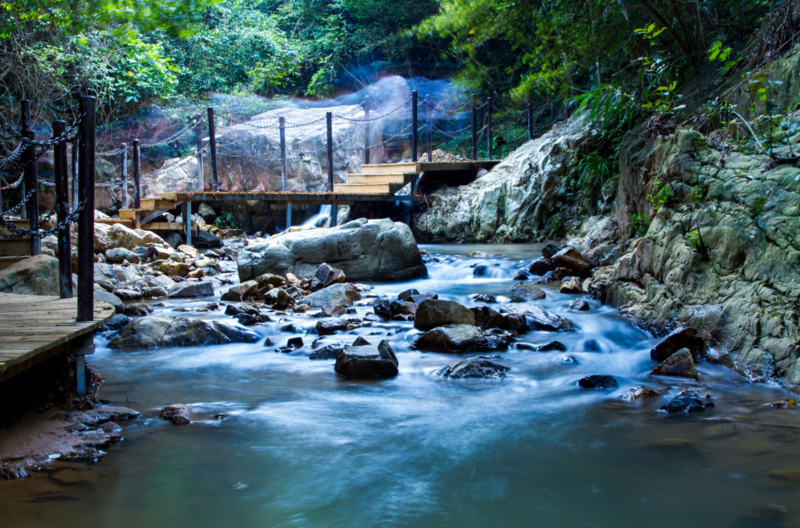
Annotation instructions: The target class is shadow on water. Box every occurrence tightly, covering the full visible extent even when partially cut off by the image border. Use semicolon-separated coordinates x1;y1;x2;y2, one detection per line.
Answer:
2;244;800;528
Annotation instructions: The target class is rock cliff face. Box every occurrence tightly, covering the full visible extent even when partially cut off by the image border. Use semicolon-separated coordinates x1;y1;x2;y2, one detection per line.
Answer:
412;118;599;243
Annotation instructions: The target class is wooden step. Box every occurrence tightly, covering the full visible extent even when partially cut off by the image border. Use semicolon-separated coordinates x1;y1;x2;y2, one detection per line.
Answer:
347;174;406;184
0;256;28;271
333;183;392;194
361;163;417;175
96;218;134;227
0;238;31;257
139;199;177;212
142;222;183;231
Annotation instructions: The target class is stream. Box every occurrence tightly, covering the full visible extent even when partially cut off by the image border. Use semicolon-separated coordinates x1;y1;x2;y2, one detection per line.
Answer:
2;244;800;528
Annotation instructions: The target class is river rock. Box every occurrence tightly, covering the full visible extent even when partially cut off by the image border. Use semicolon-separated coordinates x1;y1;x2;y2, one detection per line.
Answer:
310;343;344;360
0;255;62;295
650;327;706;362
568;299;590;311
322;304;346;317
524;306;576;332
559;278;582;294
414;324;487;353
621;386;663;401
508;282;546;301
578;375;618;389
106;247;140;264
303;283;361;307
177;244;199;258
95;290;124;314
168;281;215;298
124;303;153;317
160;261;190;277
373;298;392;319
473;294;497;303
99;314;130;331
256;273;285;290
237;218;426;282
193;229;223;249
108;315;259;349
105;224;145;250
160;404;191;425
414;299;475;331
221;280;258;301
398;288;420;302
265;287;292;309
334;340;399;379
518;340;566;352
439;358;509;379
470;306;507;329
659;389;714;413
650;349;699;379
316;317;347;335
310;263;346;291
552;247;593;276
528;257;554;275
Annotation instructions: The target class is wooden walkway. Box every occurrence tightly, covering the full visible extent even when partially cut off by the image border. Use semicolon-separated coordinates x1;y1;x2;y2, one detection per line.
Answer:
0;293;115;383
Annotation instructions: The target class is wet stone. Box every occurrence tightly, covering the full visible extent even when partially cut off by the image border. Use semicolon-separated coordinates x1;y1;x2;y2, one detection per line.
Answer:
160;404;191;426
473;294;497;303
309;344;343;360
508;282;546;301
438;358;509;379
568;299;590;311
578;375;618;389
518;341;566;352
659;390;714;413
334;340;399;379
316;317;348;335
397;288;420;302
287;337;304;348
621;386;663;401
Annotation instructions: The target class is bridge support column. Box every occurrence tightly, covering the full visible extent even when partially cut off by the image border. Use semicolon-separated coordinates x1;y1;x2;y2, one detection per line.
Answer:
331;201;338;227
72;334;94;395
183;202;192;245
286;199;292;230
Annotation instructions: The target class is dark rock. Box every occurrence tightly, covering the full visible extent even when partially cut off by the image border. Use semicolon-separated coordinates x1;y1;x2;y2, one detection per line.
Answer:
583;339;601;352
391;301;417;317
659;389;714;413
322;304;346;317
482;328;514;351
287;337;304;348
113;288;143;301
559;278;582;294
352;337;371;346
160;404;191;425
439;358;509;379
99;314;130;332
398;288;420;302
508;282;546;301
473;294;497;303
524;306;576;332
303;283;361;307
621;386;662;401
568;299;590;311
265;288;292;310
541;243;564;260
236;313;259;326
506;314;527;333
414;299;475;331
513;272;529;281
373;299;393;319
221;281;258;302
410;292;438;304
334;340;399;379
0;464;28;480
552;247;593;276
533;341;567;352
108;315;259;349
123;303;152;317
414;324;487;353
168;281;215;298
650;327;706;362
225;304;242;316
277;346;294;353
316;317;348;335
578;375;618;389
470;306;507;329
650;349;698;379
309;343;343;360
310;263;346;291
473;265;489;278
283;285;303;300
95;291;124;314
528;257;554;275
193;229;223;249
106;247;140;264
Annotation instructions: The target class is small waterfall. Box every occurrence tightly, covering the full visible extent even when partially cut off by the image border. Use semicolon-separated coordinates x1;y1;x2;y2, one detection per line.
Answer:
302;205;332;228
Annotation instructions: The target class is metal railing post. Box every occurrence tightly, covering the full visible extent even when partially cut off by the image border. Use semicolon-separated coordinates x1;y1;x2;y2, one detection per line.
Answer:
426;94;432;162
19;100;29;219
133;139;141;228
471;107;477;161
279;116;287;191
77;96;95;322
24;131;39;256
207;107;219;191
71;138;78;208
487;97;493;160
53;120;72;299
411;91;418;162
195;119;204;191
121;143;128;208
363;96;371;165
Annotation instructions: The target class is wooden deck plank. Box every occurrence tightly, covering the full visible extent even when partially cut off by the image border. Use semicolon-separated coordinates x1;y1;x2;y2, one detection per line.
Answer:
0;293;114;381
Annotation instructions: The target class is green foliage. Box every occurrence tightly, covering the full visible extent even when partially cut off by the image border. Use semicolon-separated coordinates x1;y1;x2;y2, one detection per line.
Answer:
750;196;766;217
575;153;612;198
631;213;649;237
647;180;671;211
708;40;738;72
684;230;701;250
215;213;236;228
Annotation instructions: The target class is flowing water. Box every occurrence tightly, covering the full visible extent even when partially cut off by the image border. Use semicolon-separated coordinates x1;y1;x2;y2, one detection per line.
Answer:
2;244;800;528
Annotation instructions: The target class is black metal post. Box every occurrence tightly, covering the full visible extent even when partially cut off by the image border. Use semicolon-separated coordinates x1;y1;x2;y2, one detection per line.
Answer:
426;94;432;162
133;139;141;228
53;120;72;299
77;96;95;323
24;131;40;256
279;116;287;191
331;200;338;227
19;100;29;219
528;103;533;141
195;120;204;191
121;143;128;208
326;112;334;192
471;107;477;161
411;91;418;162
71;138;78;208
550;101;555;124
363;96;371;165
183;202;192;245
487;97;493;160
207;107;219;191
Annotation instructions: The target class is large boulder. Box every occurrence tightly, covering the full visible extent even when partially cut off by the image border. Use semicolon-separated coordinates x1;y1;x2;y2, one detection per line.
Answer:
650;327;706;362
167;282;215;298
414;324;487;353
302;283;361;307
414;299;475;331
237;218;426;282
650;349;699;379
0;255;61;295
508;282;546;301
95;291;124;314
551;246;592;276
334;340;399;379
524;306;576;332
439;358;509;379
108;315;258;349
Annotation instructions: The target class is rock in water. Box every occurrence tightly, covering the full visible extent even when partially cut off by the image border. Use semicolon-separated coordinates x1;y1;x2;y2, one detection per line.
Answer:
524;306;576;332
310;344;344;360
334;340;399;379
568;299;590;311
650;349;699;379
559;278;582;294
659;390;714;413
167;282;215;298
310;263;346;291
221;280;258;301
414;324;487;353
621;386;662;401
160;404;191;425
316;318;347;335
237;218;426;282
108;315;259;349
303;283;361;307
95;290;124;314
439;358;509;379
552;247;593;276
508;282;546;301
650;327;706;362
0;255;62;295
528;257;554;276
578;375;618;389
414;299;475;331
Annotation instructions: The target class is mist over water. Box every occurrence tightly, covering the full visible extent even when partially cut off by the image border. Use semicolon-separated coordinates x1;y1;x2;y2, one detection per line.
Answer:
2;244;799;528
